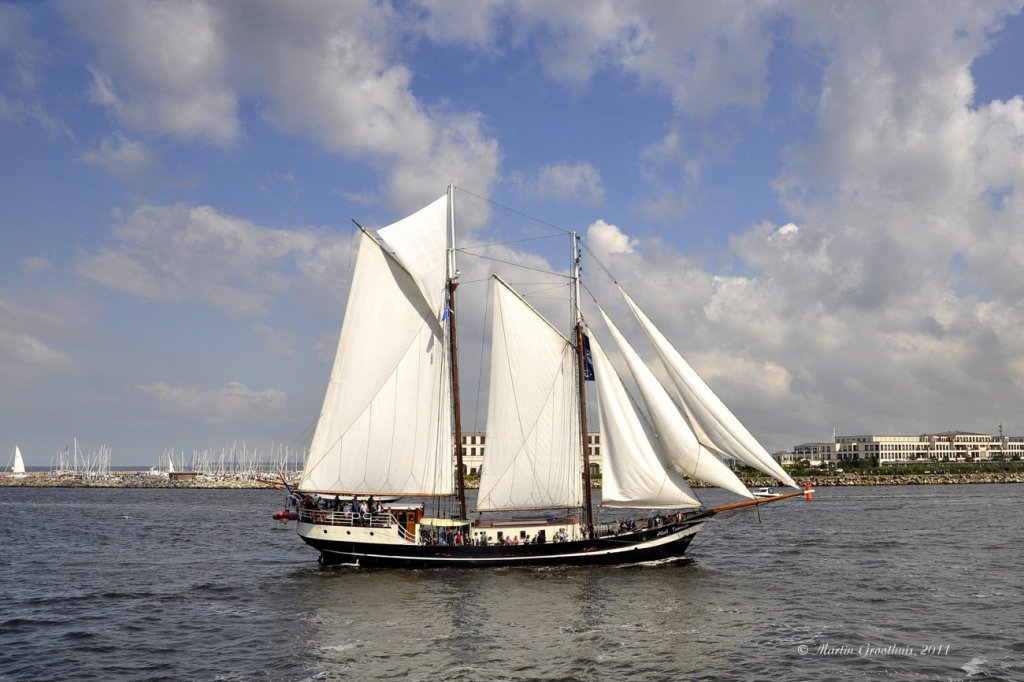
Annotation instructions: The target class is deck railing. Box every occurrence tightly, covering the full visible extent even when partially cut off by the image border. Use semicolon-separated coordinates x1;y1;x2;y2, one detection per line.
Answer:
297;509;393;528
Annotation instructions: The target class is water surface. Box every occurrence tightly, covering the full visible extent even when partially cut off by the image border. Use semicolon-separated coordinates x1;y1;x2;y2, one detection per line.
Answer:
0;485;1020;680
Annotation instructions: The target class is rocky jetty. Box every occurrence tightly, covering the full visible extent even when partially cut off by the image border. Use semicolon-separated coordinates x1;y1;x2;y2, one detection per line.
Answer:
733;472;1024;487
0;472;282;489
3;471;1022;490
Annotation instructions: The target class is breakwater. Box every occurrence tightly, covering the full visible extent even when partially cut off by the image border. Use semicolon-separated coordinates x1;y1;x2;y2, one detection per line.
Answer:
0;472;281;489
2;471;1022;489
734;472;1024;486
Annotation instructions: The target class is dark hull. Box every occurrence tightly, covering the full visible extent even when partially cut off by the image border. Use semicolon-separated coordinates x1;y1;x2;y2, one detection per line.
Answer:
299;516;710;569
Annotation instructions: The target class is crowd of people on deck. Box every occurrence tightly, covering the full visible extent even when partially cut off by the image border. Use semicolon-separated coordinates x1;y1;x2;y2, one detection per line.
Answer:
611;511;687;536
419;527;576;547
297;494;385;525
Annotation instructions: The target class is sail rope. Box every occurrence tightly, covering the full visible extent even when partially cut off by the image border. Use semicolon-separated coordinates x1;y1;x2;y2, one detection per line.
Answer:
457;234;566;250
454;186;573;237
457;249;570;278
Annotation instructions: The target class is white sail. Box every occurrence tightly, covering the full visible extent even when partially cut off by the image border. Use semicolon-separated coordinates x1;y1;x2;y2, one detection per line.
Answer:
600;309;753;499
477;276;582;511
620;288;798;489
300;222;453;495
12;445;26;475
589;334;701;508
377;194;450;319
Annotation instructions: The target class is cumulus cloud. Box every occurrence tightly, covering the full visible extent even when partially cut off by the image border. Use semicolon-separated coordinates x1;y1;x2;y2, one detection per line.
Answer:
138;380;287;420
76;204;343;316
63;0;501;213
80;133;153;177
68;2;238;145
587;220;637;256
414;1;775;119
525;162;606;205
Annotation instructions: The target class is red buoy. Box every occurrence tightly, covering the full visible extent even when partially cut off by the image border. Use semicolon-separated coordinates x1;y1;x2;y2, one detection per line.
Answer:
804;481;814;501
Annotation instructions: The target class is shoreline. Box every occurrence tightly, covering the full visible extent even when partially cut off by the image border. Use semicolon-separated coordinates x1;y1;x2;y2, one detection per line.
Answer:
2;471;1023;489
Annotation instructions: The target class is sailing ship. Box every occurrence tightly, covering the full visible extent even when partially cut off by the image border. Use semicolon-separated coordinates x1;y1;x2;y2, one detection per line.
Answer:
288;186;801;568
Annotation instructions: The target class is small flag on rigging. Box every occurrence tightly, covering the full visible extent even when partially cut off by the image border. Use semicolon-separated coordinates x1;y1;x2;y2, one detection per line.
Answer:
582;334;595;381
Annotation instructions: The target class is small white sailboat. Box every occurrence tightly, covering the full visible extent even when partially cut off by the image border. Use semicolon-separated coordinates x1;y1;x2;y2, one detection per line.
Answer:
8;445;27;478
286;187;800;568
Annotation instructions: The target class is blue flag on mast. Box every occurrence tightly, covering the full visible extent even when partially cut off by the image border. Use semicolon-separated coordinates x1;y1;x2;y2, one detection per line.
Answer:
582;334;595;381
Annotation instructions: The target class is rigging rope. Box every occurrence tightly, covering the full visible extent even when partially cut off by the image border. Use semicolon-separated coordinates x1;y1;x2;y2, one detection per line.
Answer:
457;249;571;278
455;186;573;236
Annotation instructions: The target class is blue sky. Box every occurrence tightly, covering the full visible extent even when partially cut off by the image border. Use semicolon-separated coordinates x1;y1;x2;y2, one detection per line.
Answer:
3;1;1024;467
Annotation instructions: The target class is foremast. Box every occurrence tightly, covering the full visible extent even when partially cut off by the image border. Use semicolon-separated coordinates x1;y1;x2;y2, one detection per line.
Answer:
571;232;595;533
447;185;467;520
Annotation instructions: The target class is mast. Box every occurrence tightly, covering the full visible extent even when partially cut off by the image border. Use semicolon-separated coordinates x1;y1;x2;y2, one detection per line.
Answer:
447;184;467;520
571;232;594;533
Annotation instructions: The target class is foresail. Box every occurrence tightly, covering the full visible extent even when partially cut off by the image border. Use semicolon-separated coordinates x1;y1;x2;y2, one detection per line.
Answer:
620;288;798;489
600;309;753;499
477;276;583;511
589;334;701;508
300;226;453;496
13;445;26;474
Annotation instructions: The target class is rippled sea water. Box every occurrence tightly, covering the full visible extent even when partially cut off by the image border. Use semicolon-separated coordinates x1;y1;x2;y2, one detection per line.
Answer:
1;484;1021;681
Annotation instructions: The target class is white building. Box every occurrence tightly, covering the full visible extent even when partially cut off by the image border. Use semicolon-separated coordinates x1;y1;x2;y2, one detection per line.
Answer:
780;431;1024;466
461;432;603;476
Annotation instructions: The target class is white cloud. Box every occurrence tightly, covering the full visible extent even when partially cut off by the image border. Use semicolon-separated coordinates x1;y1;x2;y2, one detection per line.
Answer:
64;1;501;213
587;220;637;256
527;162;605;205
81;133;153;177
138;380;287;420
77;204;339;316
421;1;776;119
67;2;238;145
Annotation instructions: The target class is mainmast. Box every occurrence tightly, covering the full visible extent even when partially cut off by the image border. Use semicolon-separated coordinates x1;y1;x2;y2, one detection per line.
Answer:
571;232;595;533
447;185;467;520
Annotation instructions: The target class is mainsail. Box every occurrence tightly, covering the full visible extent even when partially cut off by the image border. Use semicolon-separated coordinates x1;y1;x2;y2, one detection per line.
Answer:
300;199;453;495
620;288;798;489
600;309;754;499
476;276;583;511
589;334;701;509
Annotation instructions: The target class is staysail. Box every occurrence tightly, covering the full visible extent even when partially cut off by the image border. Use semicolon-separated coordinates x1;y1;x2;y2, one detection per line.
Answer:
589;334;701;508
476;276;583;511
600;309;753;499
620;288;798;489
300;199;453;495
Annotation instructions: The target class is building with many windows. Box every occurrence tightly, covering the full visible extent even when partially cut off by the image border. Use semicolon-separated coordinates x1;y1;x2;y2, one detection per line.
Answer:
784;431;1024;466
461;432;603;476
463;429;1023;476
